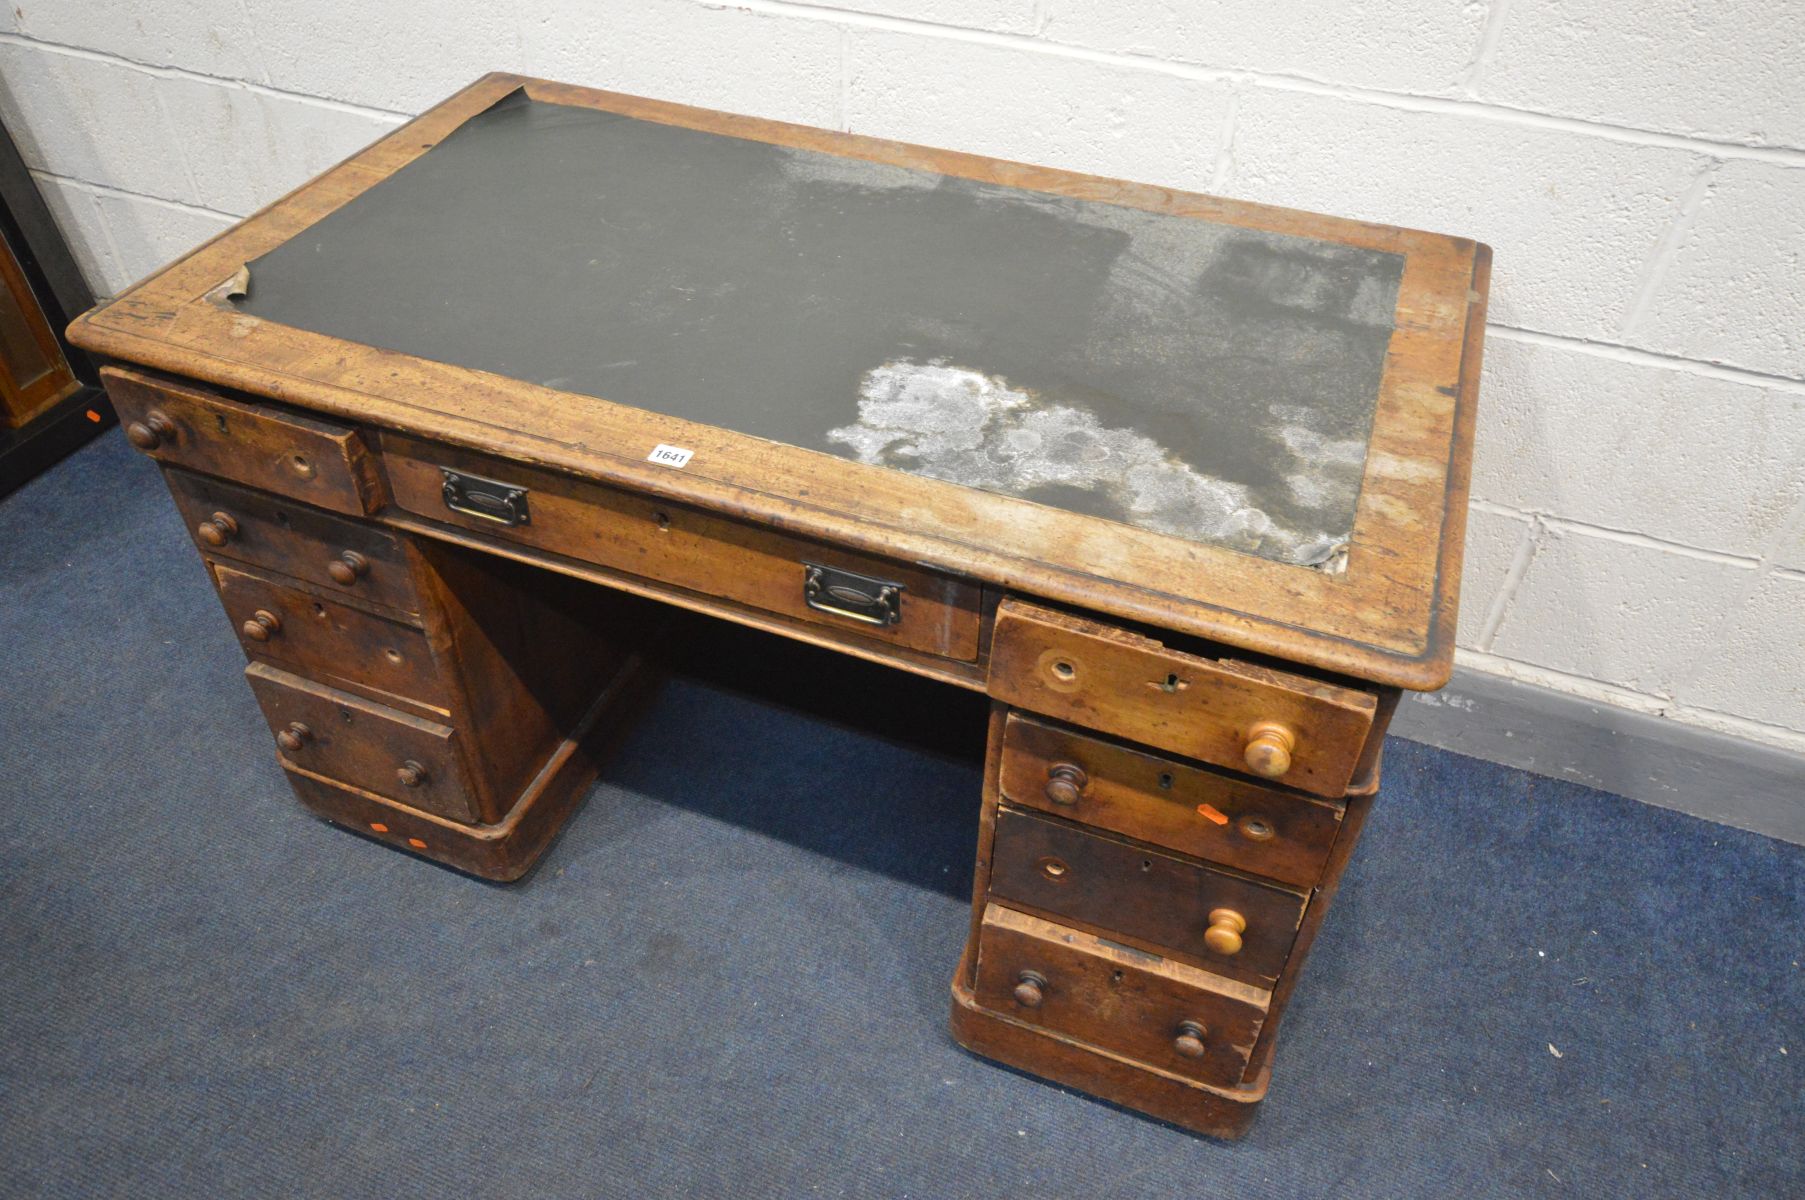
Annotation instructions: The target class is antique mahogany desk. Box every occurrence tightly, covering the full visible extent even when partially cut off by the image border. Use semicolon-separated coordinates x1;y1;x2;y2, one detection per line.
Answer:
69;75;1487;1138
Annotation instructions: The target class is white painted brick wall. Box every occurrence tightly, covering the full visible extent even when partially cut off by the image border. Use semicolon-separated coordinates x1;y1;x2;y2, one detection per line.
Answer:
4;1;1802;748
1039;1;1487;95
1622;160;1805;379
843;31;1231;191
1226;88;1705;337
1477;1;1805;149
1487;526;1755;697
1473;336;1805;557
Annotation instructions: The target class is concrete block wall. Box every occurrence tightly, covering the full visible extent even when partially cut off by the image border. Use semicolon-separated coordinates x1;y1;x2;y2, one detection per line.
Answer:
4;2;1802;752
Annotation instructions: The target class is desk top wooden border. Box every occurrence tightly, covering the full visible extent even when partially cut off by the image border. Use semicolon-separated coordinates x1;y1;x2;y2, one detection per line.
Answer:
69;72;1488;690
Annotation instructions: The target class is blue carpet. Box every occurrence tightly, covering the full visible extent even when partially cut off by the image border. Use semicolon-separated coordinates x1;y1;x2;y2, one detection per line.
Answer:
2;434;1801;1199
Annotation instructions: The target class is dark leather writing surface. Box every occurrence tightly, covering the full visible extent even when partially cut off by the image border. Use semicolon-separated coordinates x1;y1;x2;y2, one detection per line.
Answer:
236;91;1403;565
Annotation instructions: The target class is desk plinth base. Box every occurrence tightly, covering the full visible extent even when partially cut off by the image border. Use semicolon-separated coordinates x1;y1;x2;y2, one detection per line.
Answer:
949;978;1267;1140
280;654;654;881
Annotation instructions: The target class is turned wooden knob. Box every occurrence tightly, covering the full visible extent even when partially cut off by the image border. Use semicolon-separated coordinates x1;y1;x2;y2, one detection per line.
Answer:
1044;762;1088;806
327;551;369;585
124;411;176;451
275;722;311;752
195;511;238;546
1174;1020;1209;1059
1243;720;1296;778
1204;908;1246;956
1012;970;1047;1009
240;609;282;642
396;760;429;788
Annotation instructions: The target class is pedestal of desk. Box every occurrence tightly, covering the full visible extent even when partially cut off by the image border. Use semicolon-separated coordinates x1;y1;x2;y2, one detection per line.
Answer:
949;703;1380;1139
118;367;1389;1136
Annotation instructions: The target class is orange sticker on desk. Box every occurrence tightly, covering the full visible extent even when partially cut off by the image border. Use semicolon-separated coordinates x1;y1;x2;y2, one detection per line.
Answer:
1196;803;1228;825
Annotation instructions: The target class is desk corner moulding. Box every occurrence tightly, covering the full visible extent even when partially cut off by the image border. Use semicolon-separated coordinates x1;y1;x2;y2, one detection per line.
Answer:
69;72;1487;1139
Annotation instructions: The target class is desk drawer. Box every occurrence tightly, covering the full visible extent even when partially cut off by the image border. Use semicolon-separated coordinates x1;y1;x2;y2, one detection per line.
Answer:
245;664;477;822
974;903;1269;1088
166;470;421;617
214;563;449;711
104;366;382;516
989;599;1377;797
999;713;1342;889
381;435;980;660
988;807;1307;985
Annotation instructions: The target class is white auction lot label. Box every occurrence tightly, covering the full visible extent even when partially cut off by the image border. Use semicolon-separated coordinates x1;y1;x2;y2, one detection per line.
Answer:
646;443;694;468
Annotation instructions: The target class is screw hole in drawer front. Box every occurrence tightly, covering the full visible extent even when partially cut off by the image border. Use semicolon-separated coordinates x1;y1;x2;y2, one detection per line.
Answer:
997;712;1343;890
974;904;1270;1088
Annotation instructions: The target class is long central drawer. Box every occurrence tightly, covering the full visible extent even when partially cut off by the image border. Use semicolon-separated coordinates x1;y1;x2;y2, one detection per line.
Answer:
381;434;981;660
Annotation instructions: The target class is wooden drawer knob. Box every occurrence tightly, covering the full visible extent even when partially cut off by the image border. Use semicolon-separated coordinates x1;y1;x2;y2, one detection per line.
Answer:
274;722;311;752
1173;1020;1209;1059
1204;908;1246;956
195;511;238;546
396;760;429;788
1011;970;1047;1009
326;550;369;585
1043;762;1088;806
1243;720;1296;778
124;411;175;451
241;609;282;642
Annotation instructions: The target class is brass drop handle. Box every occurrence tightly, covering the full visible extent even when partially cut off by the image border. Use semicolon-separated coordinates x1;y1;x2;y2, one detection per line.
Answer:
1173;1020;1209;1059
1243;720;1296;778
241;609;282;642
275;722;311;752
1012;970;1047;1009
327;550;369;586
1204;908;1246;956
1044;762;1088;806
124;411;176;451
195;511;238;546
396;760;429;788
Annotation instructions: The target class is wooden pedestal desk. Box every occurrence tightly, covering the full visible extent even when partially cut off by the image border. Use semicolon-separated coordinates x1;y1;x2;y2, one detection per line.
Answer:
69;74;1488;1138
